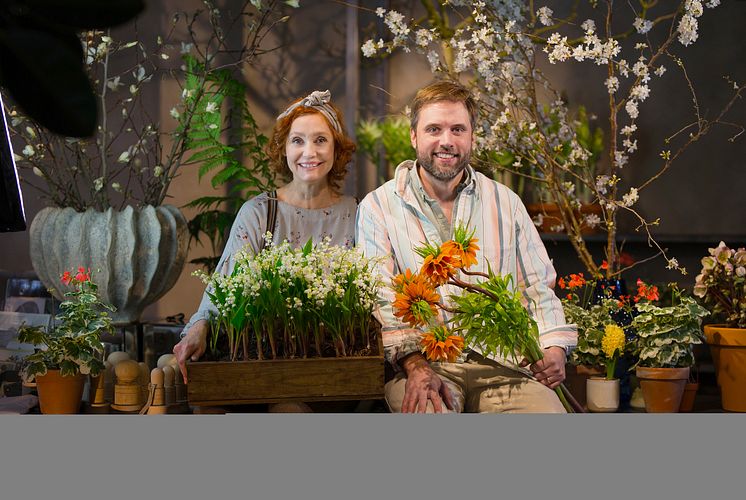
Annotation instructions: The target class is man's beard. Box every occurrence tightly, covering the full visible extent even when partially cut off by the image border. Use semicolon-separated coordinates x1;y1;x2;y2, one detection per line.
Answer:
416;147;470;182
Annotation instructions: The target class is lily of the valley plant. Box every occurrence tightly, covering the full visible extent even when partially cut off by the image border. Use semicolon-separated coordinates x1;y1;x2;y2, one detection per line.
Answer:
390;224;581;413
363;0;744;278
195;235;381;362
18;268;114;382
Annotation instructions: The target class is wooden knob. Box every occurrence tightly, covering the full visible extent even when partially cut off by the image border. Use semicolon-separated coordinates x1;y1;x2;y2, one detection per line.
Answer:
107;351;130;367
114;359;140;385
157;354;176;369
162;365;175;387
150;367;165;386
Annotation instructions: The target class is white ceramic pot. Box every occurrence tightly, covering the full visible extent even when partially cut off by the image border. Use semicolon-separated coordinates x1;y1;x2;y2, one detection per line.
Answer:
586;376;620;413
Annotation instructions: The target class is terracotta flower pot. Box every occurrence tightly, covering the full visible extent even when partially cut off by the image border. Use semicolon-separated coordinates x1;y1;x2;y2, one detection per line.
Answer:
35;370;86;414
678;382;699;413
704;324;746;412
525;202;603;235
586;377;620;413
635;366;689;413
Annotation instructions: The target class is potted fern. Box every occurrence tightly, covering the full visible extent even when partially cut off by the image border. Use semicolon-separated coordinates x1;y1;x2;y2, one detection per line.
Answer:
631;286;709;413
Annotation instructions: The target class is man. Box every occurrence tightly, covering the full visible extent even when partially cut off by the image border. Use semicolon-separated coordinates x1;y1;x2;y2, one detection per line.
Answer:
356;80;577;413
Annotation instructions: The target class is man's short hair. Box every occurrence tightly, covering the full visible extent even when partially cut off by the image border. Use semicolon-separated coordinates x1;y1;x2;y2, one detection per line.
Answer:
410;80;479;132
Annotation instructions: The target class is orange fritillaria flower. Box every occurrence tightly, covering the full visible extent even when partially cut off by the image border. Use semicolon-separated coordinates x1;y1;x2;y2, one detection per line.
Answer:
392;275;441;328
391;268;418;294
441;238;480;270
420;326;465;363
421;251;459;286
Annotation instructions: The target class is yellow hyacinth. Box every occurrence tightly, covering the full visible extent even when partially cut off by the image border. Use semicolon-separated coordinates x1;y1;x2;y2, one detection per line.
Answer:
601;324;626;380
602;324;626;358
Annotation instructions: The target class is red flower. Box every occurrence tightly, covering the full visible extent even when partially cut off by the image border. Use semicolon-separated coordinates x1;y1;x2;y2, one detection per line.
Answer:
634;279;660;303
600;260;609;270
75;266;91;283
61;271;73;285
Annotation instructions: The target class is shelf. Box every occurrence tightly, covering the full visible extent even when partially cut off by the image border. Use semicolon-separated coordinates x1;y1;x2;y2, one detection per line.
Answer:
540;233;746;244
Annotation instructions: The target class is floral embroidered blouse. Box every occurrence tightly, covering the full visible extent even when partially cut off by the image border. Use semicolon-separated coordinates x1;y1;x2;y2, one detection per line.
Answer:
181;192;357;336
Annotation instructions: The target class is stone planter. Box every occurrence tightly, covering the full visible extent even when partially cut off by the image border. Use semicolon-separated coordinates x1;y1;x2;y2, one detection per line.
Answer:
29;205;188;323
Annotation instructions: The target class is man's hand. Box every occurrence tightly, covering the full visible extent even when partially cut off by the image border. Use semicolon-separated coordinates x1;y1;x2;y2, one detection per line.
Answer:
520;346;567;389
172;320;208;384
400;353;456;413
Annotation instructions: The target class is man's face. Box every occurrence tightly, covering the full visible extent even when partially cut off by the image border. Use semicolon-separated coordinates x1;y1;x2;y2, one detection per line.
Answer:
410;100;474;182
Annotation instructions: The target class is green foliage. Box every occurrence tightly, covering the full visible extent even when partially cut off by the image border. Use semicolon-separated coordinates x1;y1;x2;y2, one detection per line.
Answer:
449;273;542;365
17;276;114;382
356;115;413;181
631;294;709;369
693;243;746;328
196;237;381;361
564;297;621;368
180;54;275;271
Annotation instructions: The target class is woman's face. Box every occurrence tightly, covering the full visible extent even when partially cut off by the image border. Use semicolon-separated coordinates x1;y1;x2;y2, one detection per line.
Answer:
285;113;335;186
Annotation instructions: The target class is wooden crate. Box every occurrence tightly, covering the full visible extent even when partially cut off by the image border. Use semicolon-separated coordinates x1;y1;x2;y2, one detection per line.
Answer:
186;335;384;406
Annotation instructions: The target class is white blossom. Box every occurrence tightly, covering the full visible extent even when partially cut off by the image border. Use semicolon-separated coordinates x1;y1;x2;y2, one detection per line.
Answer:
117;151;131;163
633;17;653;34
605;76;619;94
537;7;553;26
22;145;35;157
678;14;699;46
621;187;639;207
630;84;650;102
361;39;377;57
625;100;639;119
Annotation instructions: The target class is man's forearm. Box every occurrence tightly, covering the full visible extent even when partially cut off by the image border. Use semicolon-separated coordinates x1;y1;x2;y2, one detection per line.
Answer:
399;351;430;376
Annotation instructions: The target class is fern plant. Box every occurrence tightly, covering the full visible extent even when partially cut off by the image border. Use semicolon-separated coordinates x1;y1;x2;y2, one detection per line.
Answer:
179;56;276;271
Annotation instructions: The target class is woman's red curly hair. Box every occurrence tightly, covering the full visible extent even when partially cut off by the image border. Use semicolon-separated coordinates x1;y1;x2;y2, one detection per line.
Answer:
268;99;356;192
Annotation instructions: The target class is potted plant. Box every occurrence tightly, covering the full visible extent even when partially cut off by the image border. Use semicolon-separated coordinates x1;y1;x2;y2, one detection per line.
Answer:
585;324;626;413
559;272;639;409
631;286;709;413
17;268;115;414
694;241;746;412
185;237;385;407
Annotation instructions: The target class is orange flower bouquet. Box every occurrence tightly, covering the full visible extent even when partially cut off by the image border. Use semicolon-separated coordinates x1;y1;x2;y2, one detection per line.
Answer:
390;225;582;413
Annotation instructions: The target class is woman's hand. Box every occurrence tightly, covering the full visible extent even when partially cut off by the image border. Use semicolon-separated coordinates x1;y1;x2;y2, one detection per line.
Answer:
172;320;208;384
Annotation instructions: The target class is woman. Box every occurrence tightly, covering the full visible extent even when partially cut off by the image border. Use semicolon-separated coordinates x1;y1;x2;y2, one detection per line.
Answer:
173;90;357;391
